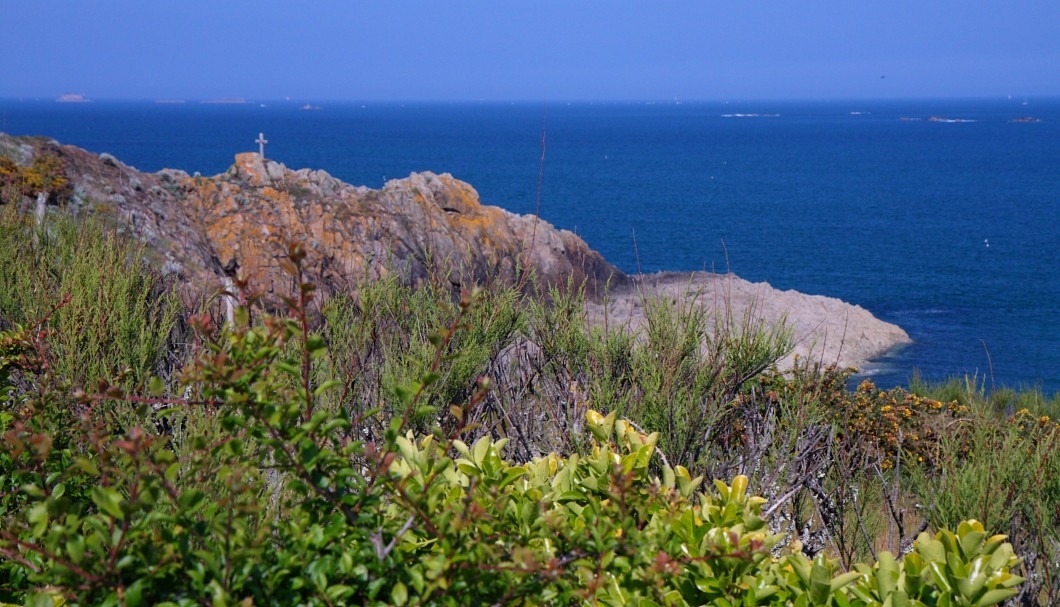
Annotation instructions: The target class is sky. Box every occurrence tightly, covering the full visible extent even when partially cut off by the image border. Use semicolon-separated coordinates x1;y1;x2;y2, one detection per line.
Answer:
2;1;1059;102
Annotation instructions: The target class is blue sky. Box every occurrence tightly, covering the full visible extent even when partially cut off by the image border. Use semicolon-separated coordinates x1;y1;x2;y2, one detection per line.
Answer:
2;1;1058;101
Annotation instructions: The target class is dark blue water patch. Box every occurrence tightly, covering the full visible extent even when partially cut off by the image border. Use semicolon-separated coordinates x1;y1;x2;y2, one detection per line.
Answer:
2;97;1057;393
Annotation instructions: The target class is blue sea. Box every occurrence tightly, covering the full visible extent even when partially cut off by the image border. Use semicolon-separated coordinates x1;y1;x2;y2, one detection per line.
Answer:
2;98;1058;393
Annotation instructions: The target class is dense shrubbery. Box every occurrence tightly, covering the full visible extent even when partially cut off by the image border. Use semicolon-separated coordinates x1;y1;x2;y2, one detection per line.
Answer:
0;207;1056;605
0;296;1026;606
0;206;183;391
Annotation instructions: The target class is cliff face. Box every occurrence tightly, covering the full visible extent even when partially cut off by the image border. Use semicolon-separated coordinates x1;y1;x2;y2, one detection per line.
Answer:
0;134;626;302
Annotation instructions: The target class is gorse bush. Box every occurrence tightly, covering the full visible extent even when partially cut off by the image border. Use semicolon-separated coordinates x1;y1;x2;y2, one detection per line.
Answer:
909;373;1060;421
0;152;72;206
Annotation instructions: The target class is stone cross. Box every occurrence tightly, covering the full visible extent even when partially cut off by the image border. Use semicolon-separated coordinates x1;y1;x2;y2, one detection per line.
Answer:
256;132;268;158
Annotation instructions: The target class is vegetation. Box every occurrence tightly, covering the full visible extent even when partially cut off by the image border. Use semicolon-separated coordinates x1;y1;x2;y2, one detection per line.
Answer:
0;153;72;208
0;205;1056;605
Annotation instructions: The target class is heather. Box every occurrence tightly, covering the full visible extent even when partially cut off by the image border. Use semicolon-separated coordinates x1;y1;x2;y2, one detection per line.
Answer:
1;206;1056;605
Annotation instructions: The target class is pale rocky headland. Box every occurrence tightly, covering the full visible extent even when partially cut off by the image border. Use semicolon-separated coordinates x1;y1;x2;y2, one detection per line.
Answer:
588;271;909;372
0;133;910;371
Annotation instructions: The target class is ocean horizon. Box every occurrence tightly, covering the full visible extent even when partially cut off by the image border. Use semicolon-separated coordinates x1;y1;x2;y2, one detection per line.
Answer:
2;97;1057;394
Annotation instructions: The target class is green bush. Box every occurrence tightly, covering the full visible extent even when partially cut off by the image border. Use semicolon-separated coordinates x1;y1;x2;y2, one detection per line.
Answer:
0;205;183;392
0;246;1025;606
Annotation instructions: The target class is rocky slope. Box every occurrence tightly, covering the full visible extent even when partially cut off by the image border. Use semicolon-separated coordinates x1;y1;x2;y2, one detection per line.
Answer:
0;133;909;369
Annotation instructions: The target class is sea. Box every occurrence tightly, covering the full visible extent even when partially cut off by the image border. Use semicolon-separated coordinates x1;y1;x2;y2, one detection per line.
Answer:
1;97;1058;394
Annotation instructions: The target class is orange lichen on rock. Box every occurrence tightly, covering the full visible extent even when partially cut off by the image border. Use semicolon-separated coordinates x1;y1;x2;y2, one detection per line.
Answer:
0;133;626;305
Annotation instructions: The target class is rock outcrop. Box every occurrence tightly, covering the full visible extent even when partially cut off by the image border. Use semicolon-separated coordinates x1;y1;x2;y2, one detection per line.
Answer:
0;133;910;370
0;134;625;301
587;272;910;371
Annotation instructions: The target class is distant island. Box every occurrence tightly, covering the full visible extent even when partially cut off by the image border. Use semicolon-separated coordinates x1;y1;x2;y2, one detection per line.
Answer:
201;97;248;104
55;93;91;103
899;115;1039;123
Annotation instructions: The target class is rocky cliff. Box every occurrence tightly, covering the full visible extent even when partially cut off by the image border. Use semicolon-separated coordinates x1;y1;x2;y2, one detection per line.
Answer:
0;134;624;302
0;133;910;370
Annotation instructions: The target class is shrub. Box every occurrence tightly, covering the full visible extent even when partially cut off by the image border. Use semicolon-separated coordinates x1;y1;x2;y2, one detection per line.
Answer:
0;206;183;393
0;245;1026;606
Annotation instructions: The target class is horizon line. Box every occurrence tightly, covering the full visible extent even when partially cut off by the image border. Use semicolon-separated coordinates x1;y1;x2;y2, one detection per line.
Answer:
2;94;1059;105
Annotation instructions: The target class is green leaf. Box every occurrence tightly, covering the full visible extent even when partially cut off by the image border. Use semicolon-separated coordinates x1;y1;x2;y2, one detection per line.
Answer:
26;592;55;607
66;536;85;564
28;502;49;536
809;562;832;605
178;489;207;513
124;579;144;607
73;456;101;476
91;486;125;520
427;329;449;347
928;562;954;593
326;584;354;601
889;591;910;607
306;334;326;353
313;379;344;397
391;581;408;607
663;466;676;489
830;571;864;592
395;383;419;406
499;466;528;489
876;551;898;596
973;588;1017;607
274;361;301;378
959;530;986;559
917;535;946;563
148;375;165;397
226;437;245;457
472;436;491;465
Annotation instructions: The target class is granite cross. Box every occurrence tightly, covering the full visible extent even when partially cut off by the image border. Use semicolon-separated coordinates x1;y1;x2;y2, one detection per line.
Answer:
256;132;268;158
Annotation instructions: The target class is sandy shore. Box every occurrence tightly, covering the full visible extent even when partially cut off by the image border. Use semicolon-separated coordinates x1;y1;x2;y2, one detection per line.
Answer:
586;271;911;372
